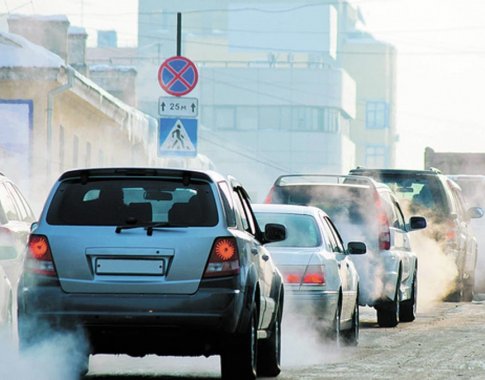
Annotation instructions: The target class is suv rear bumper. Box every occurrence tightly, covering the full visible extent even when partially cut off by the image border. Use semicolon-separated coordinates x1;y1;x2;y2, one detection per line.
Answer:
18;275;250;356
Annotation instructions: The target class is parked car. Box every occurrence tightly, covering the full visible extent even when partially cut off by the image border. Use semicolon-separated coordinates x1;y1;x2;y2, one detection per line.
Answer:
265;174;426;327
17;167;286;380
253;203;365;345
349;168;483;301
448;175;485;294
0;172;36;287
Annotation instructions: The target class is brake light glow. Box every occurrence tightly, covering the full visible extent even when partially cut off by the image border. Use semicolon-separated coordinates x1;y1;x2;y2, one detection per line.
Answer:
26;234;56;276
375;196;391;251
29;235;49;259
264;187;274;203
446;220;457;241
286;273;301;283
203;237;240;278
303;265;325;285
281;265;325;285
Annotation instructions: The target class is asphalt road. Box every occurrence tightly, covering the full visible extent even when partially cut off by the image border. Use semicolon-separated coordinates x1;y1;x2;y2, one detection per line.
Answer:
78;300;485;380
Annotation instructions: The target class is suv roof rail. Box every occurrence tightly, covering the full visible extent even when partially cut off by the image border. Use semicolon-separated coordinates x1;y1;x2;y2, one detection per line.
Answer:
428;167;442;174
274;173;379;189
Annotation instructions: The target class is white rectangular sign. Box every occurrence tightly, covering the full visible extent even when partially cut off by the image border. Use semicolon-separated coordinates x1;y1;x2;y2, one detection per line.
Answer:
158;96;198;117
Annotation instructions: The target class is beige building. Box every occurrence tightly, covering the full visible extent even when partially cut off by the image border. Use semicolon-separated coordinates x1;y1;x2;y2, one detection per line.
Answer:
339;5;397;167
1;17;168;212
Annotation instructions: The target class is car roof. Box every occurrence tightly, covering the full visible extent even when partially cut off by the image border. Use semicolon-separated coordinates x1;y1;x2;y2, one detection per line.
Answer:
252;203;327;217
349;167;443;176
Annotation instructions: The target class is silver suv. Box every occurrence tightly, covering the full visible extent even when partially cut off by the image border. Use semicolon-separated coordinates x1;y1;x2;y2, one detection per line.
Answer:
265;174;426;327
18;168;286;379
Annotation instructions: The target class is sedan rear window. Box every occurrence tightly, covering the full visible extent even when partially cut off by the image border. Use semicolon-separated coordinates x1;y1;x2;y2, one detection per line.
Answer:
255;212;321;248
46;178;218;226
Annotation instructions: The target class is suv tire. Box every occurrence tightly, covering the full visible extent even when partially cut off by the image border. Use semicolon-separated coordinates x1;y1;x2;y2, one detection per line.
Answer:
221;306;258;380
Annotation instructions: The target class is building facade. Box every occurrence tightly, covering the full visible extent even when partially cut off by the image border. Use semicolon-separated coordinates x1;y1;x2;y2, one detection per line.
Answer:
136;0;366;200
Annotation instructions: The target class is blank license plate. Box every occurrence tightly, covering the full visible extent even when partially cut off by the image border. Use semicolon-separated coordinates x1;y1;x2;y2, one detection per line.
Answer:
96;259;165;275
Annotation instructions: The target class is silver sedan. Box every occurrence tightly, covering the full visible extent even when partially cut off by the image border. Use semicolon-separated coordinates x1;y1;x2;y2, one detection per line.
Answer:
253;203;365;346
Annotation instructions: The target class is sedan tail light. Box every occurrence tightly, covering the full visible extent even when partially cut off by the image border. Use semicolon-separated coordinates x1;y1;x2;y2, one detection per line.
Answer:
203;237;240;278
280;265;325;285
303;265;325;285
26;234;57;276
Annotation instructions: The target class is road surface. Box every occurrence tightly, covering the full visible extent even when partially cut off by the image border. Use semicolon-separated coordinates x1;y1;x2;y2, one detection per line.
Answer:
78;300;485;380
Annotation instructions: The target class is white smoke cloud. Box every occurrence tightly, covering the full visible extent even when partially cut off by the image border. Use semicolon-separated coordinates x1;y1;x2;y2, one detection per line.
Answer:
0;327;89;380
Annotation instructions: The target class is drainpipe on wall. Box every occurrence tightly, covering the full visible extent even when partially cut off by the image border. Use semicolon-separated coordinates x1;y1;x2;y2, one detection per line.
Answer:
46;66;74;174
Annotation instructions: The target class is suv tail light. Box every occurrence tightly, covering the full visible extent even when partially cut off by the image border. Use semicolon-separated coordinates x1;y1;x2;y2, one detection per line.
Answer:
26;234;56;276
445;219;458;244
375;196;391;251
203;237;240;278
264;187;275;204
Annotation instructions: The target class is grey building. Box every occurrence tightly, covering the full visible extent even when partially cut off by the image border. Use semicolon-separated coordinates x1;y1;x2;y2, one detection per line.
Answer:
135;0;372;200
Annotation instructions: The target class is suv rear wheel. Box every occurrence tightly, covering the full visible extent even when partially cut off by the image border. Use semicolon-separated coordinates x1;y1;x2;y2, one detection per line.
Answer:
377;276;401;328
399;273;417;322
221;306;258;380
257;298;282;377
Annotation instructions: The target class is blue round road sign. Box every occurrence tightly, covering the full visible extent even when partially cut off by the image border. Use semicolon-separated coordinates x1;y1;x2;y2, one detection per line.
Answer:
158;56;199;97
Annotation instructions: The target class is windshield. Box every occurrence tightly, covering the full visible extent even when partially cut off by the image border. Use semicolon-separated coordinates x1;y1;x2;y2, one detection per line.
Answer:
46;178;218;226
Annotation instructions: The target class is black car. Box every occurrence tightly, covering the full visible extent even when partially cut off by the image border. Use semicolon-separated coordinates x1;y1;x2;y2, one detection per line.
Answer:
18;168;286;379
349;168;483;301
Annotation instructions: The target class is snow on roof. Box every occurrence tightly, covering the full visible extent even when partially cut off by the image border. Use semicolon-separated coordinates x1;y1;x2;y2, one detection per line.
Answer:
68;26;87;35
7;14;69;23
90;64;137;73
0;31;65;68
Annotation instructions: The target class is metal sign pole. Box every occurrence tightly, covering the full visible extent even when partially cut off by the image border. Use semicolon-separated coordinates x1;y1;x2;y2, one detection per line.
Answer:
177;12;182;56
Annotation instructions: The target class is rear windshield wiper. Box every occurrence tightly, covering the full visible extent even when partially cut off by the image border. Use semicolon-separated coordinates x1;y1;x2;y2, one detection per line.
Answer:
115;222;181;236
115;222;188;235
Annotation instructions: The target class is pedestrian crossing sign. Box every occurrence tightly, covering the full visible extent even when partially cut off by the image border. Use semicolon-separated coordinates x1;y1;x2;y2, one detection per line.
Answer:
159;118;198;157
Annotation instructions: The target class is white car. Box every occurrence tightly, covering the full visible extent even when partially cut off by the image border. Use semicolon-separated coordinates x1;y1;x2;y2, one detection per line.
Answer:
253;203;365;345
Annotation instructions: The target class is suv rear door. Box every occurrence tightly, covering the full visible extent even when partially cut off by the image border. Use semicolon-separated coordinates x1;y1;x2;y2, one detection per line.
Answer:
40;174;223;295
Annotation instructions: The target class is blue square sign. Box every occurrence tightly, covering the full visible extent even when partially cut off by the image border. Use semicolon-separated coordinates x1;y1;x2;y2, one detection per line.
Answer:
159;118;198;157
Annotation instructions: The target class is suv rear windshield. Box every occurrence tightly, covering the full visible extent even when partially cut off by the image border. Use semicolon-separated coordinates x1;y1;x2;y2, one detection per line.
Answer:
46;178;218;226
351;172;449;216
273;184;376;223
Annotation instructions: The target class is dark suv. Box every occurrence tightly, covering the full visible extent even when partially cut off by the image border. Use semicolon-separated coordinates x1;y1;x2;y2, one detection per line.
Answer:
18;168;286;379
349;168;483;301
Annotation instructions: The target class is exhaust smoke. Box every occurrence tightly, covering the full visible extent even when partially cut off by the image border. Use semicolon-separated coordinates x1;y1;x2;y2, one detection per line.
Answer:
0;325;89;380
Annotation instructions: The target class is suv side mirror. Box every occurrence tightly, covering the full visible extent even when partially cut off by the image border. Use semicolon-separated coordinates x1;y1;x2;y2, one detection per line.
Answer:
347;241;366;255
409;216;427;231
264;223;286;243
467;206;484;219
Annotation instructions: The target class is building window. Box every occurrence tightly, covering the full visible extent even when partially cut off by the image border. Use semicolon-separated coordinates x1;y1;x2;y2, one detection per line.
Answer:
366;101;388;129
259;107;280;130
321;108;340;133
214;107;236;130
239;106;258;130
365;145;387;167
